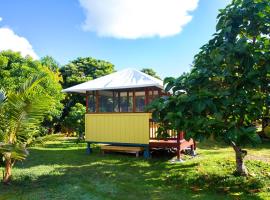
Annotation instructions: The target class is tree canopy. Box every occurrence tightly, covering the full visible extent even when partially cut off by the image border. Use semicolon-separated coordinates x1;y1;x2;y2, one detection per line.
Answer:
40;55;60;72
60;57;115;89
0;51;64;134
148;0;270;176
141;68;161;80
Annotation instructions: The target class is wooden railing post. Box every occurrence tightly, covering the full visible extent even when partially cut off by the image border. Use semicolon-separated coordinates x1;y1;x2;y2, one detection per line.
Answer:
177;132;181;160
149;119;156;139
179;131;184;140
149;119;151;139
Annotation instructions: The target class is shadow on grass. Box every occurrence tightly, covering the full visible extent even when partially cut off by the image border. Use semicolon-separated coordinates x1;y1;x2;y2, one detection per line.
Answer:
5;165;214;200
36;141;85;149
7;142;266;200
197;140;270;151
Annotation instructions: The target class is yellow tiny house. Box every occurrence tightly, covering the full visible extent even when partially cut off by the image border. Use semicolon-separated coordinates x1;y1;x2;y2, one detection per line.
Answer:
63;68;164;157
62;68;196;159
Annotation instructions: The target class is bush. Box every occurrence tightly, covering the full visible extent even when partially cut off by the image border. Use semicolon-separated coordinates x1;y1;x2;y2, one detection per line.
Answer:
62;103;85;137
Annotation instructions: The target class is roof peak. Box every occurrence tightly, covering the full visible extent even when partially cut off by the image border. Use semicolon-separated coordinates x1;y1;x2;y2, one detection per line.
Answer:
62;68;163;93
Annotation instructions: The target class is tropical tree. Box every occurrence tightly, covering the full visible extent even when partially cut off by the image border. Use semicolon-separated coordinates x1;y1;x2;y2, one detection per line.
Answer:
39;56;64;134
0;51;64;135
40;55;60;72
141;68;161;80
0;76;53;184
148;0;270;176
60;56;114;109
60;57;115;135
60;57;115;89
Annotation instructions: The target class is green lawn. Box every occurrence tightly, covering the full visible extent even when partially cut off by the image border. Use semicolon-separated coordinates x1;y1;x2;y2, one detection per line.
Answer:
0;136;270;200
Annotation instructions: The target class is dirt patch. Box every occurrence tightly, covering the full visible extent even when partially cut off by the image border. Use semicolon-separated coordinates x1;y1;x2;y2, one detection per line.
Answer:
246;155;270;163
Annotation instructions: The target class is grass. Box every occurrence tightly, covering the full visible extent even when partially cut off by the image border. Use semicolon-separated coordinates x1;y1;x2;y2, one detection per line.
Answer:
0;136;270;200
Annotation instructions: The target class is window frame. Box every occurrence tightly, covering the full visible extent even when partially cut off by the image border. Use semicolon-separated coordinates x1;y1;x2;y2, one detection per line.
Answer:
86;87;162;114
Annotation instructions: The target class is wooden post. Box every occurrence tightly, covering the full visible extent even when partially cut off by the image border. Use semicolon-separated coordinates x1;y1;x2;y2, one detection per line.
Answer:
133;90;136;112
86;142;91;154
85;92;88;113
118;91;120;112
177;132;181;160
143;145;150;158
150;87;154;103
145;87;149;105
191;139;197;156
179;131;184;140
149;119;151;139
158;89;162;97
96;91;99;112
113;91;115;112
127;91;129;111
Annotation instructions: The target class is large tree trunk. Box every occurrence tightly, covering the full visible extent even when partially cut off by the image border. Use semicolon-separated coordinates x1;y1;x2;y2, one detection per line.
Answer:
231;142;248;176
3;158;12;184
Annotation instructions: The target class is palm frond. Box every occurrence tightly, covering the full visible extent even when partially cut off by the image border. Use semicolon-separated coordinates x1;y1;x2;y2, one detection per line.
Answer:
18;73;47;95
3;75;53;145
0;143;28;161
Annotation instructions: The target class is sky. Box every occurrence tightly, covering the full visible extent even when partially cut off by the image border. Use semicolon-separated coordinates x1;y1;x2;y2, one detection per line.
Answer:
0;0;231;78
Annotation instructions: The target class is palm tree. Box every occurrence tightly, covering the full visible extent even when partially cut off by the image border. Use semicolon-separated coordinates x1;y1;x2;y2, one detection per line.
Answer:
0;76;52;184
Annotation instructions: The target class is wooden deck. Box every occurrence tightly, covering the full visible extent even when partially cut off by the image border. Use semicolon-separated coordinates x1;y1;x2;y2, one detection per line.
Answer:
149;119;196;160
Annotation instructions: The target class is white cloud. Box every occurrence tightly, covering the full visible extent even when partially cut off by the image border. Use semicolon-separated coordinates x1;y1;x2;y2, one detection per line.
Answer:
79;0;199;39
0;27;38;59
0;17;2;22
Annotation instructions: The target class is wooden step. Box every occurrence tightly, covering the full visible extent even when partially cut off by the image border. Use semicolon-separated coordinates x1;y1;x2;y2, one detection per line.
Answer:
100;145;144;157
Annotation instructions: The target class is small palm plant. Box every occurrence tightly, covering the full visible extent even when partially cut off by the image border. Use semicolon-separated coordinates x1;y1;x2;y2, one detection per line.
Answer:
0;76;52;184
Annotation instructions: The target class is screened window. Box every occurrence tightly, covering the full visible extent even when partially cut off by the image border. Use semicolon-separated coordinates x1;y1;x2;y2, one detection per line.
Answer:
135;91;145;112
99;91;114;112
87;91;96;112
86;88;161;113
117;91;133;112
113;92;119;112
128;92;133;112
148;89;160;104
119;92;128;112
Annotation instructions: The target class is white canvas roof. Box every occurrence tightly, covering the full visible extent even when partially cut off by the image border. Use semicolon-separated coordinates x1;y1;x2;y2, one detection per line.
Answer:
62;68;163;93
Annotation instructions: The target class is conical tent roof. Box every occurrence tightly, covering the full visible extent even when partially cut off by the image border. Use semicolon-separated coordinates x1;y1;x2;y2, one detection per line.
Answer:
62;68;163;93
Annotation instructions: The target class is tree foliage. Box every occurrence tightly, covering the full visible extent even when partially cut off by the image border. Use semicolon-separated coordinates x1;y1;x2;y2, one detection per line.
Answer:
148;0;270;176
0;51;64;134
62;103;86;137
60;57;115;88
40;55;60;72
141;68;161;80
0;76;53;183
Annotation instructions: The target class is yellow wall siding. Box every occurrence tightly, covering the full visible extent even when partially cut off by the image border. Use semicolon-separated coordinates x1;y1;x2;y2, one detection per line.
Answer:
85;113;151;144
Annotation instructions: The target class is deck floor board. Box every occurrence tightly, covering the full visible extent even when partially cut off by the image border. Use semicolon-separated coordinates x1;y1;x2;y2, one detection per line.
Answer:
100;145;144;157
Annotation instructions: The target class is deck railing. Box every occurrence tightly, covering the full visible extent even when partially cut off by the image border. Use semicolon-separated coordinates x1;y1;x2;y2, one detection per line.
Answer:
149;119;178;140
149;119;195;160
